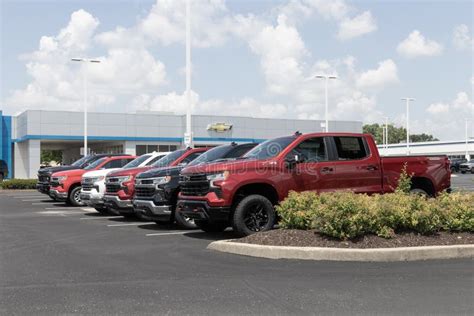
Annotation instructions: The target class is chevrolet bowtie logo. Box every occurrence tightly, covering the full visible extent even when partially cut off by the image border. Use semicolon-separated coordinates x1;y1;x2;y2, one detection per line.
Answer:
206;122;233;132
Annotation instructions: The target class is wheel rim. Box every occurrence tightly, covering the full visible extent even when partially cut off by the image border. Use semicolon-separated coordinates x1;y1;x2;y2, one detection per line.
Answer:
243;202;269;232
73;189;82;205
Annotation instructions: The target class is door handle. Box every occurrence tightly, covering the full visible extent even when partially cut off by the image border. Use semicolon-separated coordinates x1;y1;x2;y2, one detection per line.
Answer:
366;165;378;171
320;167;334;174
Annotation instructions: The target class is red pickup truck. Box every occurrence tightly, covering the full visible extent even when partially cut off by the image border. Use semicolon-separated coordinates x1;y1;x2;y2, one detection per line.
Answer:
49;155;136;206
103;147;207;217
177;133;451;236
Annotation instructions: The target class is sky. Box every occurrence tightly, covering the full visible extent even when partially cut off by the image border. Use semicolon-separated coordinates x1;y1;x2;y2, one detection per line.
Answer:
1;0;473;141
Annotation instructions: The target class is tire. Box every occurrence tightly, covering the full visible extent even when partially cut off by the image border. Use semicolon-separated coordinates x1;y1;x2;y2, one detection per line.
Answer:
410;188;429;197
174;210;197;229
195;220;227;233
68;186;84;206
461;171;466;174
232;194;276;237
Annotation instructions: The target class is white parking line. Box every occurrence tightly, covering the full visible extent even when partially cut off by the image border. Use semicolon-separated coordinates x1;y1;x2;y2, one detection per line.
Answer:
107;222;155;227
38;210;86;215
145;231;189;237
81;207;96;212
22;199;47;201
14;195;44;199
32;201;58;205
80;216;123;220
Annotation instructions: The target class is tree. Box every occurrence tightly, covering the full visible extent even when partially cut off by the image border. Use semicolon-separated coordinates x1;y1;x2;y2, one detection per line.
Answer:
41;150;63;165
363;124;438;145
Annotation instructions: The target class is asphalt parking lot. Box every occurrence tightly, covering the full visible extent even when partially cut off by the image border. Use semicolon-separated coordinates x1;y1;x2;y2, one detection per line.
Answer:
0;175;473;315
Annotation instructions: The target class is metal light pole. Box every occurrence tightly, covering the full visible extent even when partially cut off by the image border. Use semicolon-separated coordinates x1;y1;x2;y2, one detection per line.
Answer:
401;97;415;155
71;58;100;157
315;75;337;132
184;0;193;148
466;119;470;160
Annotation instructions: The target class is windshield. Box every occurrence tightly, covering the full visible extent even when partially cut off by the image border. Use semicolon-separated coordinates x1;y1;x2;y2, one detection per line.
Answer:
71;156;90;167
188;145;231;166
243;136;296;160
123;155;151;169
151;149;186;168
84;158;106;170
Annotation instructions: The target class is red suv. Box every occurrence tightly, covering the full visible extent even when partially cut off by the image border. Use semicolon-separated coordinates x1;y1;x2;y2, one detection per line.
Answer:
49;155;135;206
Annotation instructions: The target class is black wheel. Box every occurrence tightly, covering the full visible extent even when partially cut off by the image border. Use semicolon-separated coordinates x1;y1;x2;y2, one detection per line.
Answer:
68;186;84;206
410;188;429;197
461;171;466;174
232;194;275;237
195;220;227;233
174;211;197;229
94;207;110;215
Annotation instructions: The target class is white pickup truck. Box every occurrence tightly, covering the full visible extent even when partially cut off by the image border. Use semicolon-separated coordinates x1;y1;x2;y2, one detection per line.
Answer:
81;152;170;214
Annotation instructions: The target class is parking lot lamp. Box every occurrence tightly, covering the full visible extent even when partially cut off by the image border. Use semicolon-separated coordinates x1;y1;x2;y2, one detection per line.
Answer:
401;97;415;155
71;58;101;157
184;0;193;148
466;119;471;160
315;75;337;132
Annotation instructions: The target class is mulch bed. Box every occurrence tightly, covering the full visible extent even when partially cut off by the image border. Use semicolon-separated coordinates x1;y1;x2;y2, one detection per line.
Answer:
234;229;474;249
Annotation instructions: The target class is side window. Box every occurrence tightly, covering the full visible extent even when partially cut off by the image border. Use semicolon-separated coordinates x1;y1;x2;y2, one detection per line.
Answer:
102;159;123;169
146;155;165;166
287;137;328;162
333;137;368;160
121;158;134;167
181;152;203;164
227;145;254;159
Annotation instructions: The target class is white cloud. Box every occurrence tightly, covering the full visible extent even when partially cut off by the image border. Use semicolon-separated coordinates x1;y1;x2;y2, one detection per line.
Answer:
337;11;377;40
397;30;443;58
356;59;398;89
423;92;474;139
453;24;473;51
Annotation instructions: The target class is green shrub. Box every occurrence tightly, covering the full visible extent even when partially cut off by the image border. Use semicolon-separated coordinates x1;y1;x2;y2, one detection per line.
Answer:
312;192;375;239
276;190;473;240
436;192;474;232
0;179;37;190
395;163;412;194
277;191;319;230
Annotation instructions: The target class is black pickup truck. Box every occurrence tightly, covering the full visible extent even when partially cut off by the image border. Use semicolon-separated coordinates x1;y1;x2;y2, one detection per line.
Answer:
37;154;129;199
133;142;256;228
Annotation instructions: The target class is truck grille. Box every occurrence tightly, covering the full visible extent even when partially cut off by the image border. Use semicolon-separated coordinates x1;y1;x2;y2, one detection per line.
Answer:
179;174;210;196
82;183;94;191
38;175;50;183
135;186;156;198
105;183;121;193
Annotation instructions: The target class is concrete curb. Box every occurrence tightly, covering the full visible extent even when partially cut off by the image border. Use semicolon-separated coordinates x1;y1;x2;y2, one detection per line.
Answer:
207;240;474;262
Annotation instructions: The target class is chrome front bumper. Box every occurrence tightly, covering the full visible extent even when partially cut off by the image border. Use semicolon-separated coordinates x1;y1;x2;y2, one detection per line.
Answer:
103;195;132;209
49;189;67;200
133;199;172;216
80;191;104;207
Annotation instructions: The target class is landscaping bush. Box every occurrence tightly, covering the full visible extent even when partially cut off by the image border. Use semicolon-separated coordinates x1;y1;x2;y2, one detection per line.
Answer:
276;190;473;240
0;179;37;190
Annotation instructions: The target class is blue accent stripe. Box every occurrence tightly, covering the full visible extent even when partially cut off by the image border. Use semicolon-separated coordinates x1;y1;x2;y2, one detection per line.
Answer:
13;134;265;144
1;111;12;179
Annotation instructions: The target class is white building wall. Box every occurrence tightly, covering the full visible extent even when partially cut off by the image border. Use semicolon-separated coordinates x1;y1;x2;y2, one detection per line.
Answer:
14;139;40;178
378;140;474;160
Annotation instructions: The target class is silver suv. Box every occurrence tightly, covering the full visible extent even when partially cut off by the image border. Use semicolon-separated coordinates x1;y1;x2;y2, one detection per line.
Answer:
459;159;474;174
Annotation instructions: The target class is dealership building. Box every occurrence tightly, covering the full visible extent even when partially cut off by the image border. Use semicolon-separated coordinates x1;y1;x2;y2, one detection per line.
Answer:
1;110;363;179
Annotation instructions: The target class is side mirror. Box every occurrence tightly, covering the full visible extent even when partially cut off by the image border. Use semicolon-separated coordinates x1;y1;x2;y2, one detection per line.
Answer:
285;154;301;169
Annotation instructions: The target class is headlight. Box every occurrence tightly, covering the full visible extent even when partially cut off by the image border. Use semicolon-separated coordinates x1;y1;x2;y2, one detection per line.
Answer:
91;176;105;184
115;175;131;183
206;171;229;187
153;176;171;188
56;176;67;183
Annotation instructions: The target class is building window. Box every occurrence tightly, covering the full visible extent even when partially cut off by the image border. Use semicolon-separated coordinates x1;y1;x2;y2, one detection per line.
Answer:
136;144;178;155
